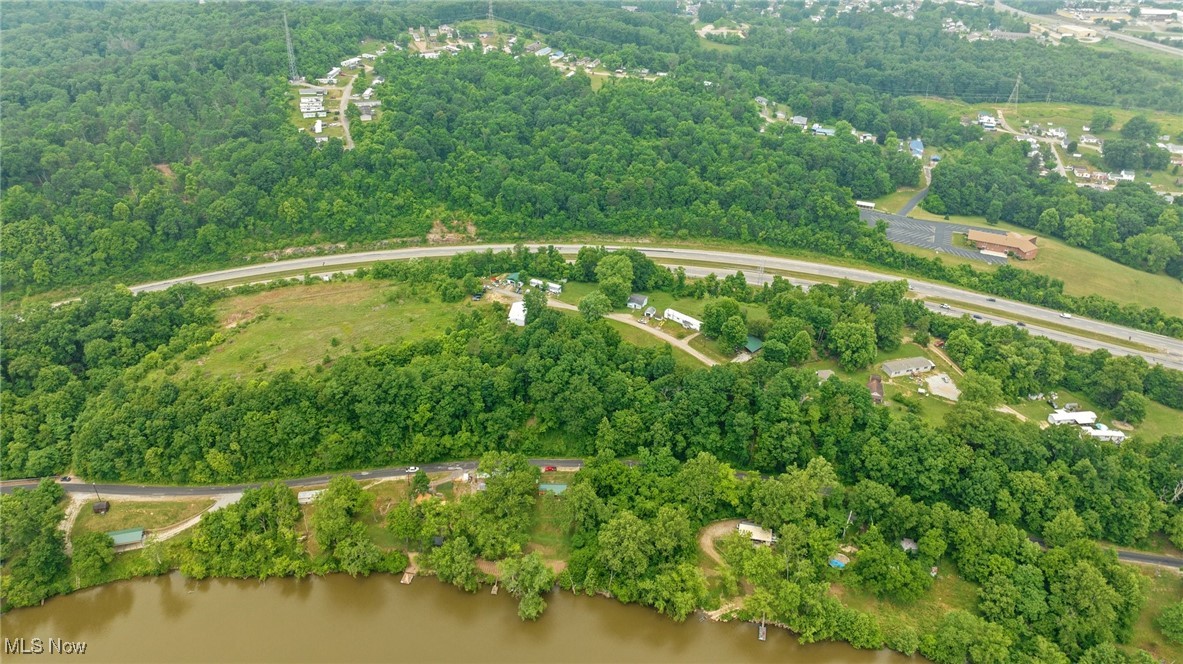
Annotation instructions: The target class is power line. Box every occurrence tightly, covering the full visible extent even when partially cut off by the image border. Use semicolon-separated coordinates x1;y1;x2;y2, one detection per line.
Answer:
283;11;301;83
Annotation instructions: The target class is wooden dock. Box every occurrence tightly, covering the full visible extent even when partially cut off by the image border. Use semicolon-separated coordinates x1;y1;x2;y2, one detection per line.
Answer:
400;572;415;584
758;623;767;641
491;584;499;595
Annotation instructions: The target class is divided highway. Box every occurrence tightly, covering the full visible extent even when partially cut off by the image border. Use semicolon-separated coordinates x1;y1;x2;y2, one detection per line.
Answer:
129;243;1183;370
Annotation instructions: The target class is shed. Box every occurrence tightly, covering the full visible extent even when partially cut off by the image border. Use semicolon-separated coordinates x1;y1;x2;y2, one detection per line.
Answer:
508;301;527;327
92;501;110;515
743;336;764;354
643;306;657;318
867;374;884;404
737;521;777;545
627;294;649;310
297;489;324;505
881;357;935;378
107;528;145;548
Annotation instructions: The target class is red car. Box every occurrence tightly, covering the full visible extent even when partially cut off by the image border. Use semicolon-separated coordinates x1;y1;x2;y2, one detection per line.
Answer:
544;466;557;472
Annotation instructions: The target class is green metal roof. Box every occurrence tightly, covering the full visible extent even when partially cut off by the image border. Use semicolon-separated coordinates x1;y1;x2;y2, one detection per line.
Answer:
106;528;145;546
744;336;764;353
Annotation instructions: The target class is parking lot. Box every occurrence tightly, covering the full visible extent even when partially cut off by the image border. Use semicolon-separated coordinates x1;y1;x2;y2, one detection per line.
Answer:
861;210;1008;265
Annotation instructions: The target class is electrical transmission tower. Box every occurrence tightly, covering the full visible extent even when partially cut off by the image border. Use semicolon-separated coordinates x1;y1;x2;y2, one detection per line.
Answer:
284;12;302;83
487;0;494;23
1007;73;1022;115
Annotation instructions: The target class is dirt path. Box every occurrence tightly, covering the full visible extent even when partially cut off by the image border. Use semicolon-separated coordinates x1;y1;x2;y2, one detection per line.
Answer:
698;519;742;566
606;315;718;367
338;76;355;149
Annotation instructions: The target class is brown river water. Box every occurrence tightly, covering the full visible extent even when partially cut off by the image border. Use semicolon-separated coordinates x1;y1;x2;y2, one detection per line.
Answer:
1;573;911;663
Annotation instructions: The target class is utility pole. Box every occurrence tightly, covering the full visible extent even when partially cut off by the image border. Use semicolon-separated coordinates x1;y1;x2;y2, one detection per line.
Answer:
284;11;301;83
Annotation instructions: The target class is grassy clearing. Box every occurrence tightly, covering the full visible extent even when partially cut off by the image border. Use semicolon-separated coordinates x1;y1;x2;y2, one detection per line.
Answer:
1008;386;1183;442
193;280;480;379
73;498;214;537
832;557;978;636
906;209;1183;316
528;492;573;562
697;36;738;52
1129;568;1183;662
913;98;1183;141
803;340;960;426
604;319;702;369
689;335;732;363
872;187;923;214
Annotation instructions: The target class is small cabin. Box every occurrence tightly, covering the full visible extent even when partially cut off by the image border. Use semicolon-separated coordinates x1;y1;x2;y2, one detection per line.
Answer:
92;501;110;515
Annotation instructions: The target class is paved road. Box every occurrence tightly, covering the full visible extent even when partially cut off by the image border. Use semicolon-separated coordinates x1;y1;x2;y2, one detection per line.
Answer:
862;210;1009;265
896;186;928;216
995;0;1183;58
126;243;1183;370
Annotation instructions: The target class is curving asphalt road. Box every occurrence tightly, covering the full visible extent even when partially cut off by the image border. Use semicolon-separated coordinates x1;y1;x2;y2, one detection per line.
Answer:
128;243;1183;369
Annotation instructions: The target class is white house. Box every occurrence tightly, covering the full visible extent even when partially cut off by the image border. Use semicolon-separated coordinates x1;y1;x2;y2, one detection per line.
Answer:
361;87;374;100
313;120;323;134
1082;427;1126;443
664;309;702;331
508;301;527;327
627;294;649;310
1048;410;1097;426
881;357;935;378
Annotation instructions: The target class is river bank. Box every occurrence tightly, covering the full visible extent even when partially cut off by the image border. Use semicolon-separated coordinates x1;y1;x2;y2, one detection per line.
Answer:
0;573;909;663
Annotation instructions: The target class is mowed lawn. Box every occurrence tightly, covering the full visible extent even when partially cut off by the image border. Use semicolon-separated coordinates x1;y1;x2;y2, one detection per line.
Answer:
73;498;214;537
196;281;484;378
906;209;1183;317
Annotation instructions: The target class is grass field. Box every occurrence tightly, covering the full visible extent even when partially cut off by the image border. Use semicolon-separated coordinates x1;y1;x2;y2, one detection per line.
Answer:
906;209;1183;317
913;98;1183;142
832;557;978;636
528;491;573;563
605;319;702;369
872;187;924;214
1009;386;1183;442
193;281;480;378
1129;568;1183;662
73;498;214;537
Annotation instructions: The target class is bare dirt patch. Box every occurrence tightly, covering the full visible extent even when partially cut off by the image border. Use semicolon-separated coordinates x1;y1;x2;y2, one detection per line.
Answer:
427;219;477;244
698;519;742;566
153;163;176;178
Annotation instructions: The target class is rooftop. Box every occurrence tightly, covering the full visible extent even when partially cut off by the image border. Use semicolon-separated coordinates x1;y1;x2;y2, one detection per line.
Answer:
107;527;145;547
966;229;1038;255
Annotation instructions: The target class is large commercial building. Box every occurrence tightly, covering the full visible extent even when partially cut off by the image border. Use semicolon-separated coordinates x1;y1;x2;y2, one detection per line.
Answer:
966;229;1039;260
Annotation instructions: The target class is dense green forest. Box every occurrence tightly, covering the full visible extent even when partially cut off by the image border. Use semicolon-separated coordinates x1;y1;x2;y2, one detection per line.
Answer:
928;136;1183;277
